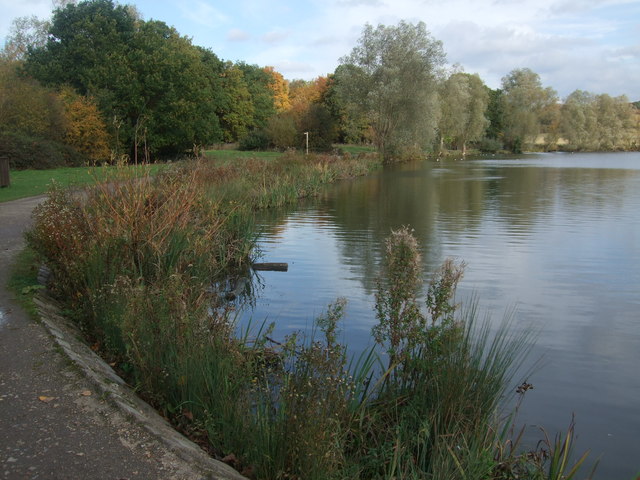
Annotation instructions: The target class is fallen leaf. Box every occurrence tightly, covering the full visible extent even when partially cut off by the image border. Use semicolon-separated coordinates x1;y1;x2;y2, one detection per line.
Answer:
80;390;92;397
38;396;55;403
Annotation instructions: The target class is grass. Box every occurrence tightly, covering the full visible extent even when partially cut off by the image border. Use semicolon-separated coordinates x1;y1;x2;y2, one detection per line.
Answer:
6;247;43;317
204;148;282;165
0;163;167;203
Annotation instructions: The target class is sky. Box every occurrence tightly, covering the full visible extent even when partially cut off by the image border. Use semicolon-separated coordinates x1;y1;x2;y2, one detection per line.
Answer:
1;0;639;100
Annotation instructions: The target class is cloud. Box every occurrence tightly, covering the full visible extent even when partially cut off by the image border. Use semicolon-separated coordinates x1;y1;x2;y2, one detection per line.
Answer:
262;30;290;44
178;1;229;29
227;29;250;42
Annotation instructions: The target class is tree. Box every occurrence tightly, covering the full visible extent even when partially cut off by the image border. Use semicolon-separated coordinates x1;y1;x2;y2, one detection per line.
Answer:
1;16;51;61
335;21;445;161
58;86;111;163
500;68;557;152
264;66;290;113
438;72;489;154
24;0;223;158
217;63;254;142
0;60;65;139
237;62;277;130
560;90;635;151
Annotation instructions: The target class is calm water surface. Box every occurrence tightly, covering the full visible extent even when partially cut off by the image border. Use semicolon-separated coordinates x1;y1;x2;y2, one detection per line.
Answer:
241;152;640;479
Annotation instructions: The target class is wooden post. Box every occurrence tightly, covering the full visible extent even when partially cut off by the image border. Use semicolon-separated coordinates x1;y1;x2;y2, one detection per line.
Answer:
0;157;10;188
252;262;288;272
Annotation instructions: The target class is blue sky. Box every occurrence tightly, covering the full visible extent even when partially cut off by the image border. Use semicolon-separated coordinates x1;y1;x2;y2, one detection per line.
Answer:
1;0;639;100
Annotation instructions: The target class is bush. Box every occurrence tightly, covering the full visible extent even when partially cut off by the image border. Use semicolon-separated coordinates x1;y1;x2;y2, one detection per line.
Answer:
239;129;270;151
0;130;86;169
478;137;504;153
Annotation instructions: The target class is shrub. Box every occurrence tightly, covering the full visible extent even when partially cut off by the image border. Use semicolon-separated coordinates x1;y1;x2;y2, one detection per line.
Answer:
238;129;270;151
478;137;504;153
0;130;86;169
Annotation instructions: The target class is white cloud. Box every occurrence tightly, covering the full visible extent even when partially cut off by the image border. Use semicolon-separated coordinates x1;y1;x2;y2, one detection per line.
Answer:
262;30;290;44
178;1;229;29
227;29;250;42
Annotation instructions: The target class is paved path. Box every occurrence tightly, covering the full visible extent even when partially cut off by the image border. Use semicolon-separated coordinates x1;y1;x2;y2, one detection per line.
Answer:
0;196;243;480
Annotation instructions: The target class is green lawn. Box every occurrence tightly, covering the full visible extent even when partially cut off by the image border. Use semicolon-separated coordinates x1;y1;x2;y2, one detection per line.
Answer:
0;164;166;203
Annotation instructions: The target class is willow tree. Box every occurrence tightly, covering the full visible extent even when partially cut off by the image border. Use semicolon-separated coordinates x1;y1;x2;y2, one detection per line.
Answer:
501;68;557;152
335;21;445;161
438;72;489;154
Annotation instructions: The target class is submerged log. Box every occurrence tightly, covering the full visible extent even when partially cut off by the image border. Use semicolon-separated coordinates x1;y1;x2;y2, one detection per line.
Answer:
252;262;289;272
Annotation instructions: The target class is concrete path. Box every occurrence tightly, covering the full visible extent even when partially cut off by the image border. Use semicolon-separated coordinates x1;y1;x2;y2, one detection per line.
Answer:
0;196;244;480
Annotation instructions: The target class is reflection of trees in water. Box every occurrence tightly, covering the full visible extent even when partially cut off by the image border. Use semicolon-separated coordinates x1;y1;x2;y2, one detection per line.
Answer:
324;158;634;293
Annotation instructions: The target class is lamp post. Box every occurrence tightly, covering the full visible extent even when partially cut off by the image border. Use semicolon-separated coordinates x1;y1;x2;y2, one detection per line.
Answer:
304;132;309;155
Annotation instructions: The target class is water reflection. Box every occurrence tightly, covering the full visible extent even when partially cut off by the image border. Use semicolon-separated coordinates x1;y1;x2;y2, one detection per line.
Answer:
244;152;640;479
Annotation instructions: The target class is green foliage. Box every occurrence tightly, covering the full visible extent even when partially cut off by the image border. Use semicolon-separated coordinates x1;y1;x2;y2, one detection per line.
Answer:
0;131;85;170
561;90;636;151
24;0;223;158
336;21;445;162
439;72;490;153
0;60;66;141
500;68;558;152
298;104;336;152
238;129;270;151
265;113;297;150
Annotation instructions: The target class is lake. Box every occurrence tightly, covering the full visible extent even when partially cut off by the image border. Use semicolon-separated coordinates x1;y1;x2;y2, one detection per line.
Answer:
240;151;640;479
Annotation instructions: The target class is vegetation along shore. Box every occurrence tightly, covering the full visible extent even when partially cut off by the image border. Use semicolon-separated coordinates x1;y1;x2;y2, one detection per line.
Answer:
4;0;638;478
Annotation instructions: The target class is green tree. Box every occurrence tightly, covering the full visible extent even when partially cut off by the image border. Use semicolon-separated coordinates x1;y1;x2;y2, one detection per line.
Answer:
560;90;635;151
217;63;254;142
237;62;277;131
501;68;557;152
0;60;65;139
335;21;445;161
25;0;222;158
438;72;489;154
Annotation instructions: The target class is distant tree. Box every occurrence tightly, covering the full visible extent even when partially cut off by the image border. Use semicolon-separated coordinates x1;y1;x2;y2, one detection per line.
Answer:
438;72;489;154
24;0;222;157
335;21;445;161
58;86;111;163
561;90;635;150
501;68;557;152
265;112;297;150
323;71;370;144
217;63;254;142
1;16;51;61
0;60;65;139
297;104;335;152
484;87;505;142
237;62;277;130
264;66;291;113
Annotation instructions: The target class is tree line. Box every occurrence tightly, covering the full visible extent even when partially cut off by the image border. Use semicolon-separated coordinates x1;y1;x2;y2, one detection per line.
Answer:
1;0;638;167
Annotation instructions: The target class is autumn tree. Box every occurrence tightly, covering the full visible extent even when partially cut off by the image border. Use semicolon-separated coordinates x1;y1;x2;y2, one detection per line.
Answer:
58;87;110;162
264;66;291;113
335;21;445;161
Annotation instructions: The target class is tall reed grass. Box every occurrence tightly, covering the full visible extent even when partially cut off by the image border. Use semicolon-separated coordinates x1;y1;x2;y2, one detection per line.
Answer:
25;153;593;479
